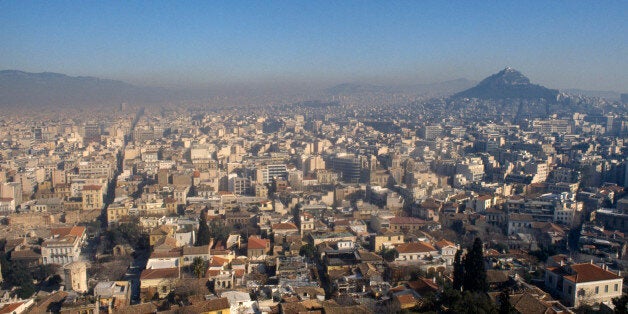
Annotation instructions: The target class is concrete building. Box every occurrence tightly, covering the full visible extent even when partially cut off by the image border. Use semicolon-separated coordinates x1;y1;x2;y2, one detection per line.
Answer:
82;185;103;210
41;226;86;265
544;262;623;307
64;262;88;293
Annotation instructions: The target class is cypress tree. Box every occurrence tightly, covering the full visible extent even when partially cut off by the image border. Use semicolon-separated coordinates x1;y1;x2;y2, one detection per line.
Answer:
453;249;464;291
195;209;210;246
463;237;488;293
498;289;514;314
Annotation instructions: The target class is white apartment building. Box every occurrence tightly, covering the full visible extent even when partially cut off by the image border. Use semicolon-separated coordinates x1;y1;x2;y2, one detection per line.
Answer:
545;262;623;307
41;226;86;265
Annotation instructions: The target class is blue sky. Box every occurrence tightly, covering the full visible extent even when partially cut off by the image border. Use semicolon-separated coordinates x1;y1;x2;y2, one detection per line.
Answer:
1;1;626;90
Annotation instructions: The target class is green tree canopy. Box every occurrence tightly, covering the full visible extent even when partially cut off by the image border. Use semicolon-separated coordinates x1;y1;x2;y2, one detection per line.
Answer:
192;257;207;278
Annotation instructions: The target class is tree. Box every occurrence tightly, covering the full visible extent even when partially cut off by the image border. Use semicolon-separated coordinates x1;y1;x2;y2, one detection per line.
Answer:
380;248;399;262
463;237;488;293
440;287;497;314
299;243;315;260
453;250;464;291
196;210;210;246
6;261;35;299
498;289;515;314
208;220;231;243
612;294;627;314
192;257;207;278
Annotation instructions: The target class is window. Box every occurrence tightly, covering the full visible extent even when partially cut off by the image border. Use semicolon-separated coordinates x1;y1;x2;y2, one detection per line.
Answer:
605;285;608;293
615;284;619;291
595;286;599;294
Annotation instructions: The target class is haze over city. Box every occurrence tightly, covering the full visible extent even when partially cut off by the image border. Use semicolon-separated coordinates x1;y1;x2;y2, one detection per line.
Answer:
0;2;627;314
1;1;627;91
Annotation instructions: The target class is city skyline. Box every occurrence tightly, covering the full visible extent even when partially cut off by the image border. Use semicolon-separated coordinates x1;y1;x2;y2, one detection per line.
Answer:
1;1;627;91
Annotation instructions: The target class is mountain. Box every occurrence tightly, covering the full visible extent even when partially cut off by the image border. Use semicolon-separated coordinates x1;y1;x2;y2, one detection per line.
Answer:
0;70;195;107
453;67;559;101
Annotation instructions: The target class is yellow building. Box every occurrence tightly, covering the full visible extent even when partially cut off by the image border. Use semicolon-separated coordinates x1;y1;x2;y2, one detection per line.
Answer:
149;225;175;246
371;233;405;251
107;203;130;225
81;185;103;210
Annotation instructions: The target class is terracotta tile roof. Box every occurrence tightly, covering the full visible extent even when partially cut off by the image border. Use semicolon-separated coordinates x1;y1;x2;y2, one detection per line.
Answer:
396;241;437;254
547;263;622;283
234;269;245;277
508;292;571;314
140;267;179;280
210;256;229;266
28;291;69;314
183;245;209;255
82;185;102;191
0;302;25;314
69;226;86;237
272;222;298;230
407;277;439;294
10;249;41;260
113;302;158;314
434;239;455;249
153;236;178;249
247;236;270;250
51;227;73;237
395;293;418;306
206;269;222;277
358;250;383;262
149;250;181;259
181;297;230;312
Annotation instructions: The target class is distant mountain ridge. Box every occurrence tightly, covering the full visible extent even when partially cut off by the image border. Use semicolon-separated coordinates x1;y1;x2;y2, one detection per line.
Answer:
0;70;189;106
453;67;559;101
561;89;621;100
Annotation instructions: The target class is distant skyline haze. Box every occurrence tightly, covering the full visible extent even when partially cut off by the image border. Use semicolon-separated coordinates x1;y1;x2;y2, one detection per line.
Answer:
0;1;626;91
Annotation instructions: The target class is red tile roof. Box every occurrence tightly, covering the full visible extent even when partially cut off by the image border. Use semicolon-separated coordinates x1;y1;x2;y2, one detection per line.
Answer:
395;293;418;306
248;236;270;250
272;222;298;230
0;301;25;314
140;267;179;280
396;241;437;254
69;226;86;237
434;239;455;249
547;263;622;283
82;185;102;191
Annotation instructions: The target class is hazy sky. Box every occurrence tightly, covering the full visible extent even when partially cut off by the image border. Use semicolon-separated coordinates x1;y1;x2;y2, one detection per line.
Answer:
1;1;626;91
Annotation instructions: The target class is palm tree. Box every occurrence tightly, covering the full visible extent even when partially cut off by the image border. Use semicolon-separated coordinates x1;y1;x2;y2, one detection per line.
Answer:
192;257;206;278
